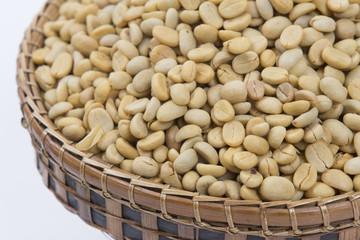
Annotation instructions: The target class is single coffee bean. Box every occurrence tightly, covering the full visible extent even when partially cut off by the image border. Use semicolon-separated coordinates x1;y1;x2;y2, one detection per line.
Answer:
305;141;334;173
322;169;353;192
260;176;295;201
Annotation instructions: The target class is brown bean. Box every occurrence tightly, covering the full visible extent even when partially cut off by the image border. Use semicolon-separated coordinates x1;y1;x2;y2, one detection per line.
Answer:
276;82;295;103
246;78;265;100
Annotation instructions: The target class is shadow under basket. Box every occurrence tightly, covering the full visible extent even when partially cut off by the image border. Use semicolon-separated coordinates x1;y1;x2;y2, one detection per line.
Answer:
17;0;360;239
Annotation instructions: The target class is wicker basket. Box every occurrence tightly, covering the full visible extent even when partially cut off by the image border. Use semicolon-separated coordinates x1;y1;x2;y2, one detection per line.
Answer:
17;0;360;239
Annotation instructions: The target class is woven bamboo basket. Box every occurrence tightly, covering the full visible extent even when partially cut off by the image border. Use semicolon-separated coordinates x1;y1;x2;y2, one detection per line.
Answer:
17;0;360;239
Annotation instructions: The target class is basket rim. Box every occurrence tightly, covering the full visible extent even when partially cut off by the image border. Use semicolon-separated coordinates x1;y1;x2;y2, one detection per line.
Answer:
16;0;360;238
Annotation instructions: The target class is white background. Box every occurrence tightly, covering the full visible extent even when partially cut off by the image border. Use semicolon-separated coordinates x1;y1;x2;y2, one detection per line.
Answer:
0;0;109;239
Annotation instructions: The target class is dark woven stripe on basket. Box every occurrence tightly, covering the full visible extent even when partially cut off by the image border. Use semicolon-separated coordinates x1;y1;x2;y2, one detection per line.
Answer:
16;0;360;239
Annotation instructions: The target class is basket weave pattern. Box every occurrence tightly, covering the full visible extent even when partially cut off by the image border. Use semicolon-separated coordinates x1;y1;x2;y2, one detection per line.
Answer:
17;0;360;239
